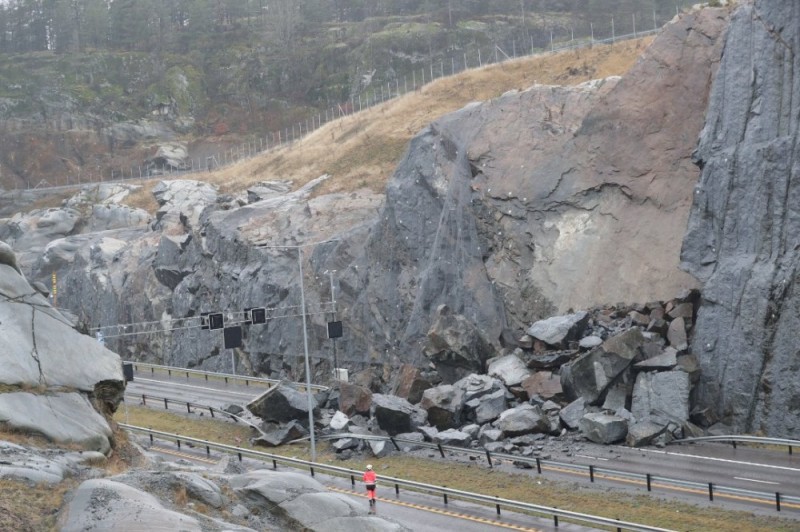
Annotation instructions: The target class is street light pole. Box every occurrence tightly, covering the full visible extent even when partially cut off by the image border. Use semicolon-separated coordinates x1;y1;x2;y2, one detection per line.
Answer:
297;246;317;462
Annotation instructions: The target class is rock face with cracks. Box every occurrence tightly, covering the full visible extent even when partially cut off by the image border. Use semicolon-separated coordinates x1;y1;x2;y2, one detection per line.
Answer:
0;242;123;453
681;0;800;436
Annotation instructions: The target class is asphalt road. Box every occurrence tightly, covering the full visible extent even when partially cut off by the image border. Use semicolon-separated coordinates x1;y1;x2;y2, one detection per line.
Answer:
139;436;597;532
124;367;800;517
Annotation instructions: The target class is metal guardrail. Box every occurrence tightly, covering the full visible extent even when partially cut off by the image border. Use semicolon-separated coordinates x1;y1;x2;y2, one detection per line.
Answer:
120;423;675;532
124;383;800;513
671;435;800;454
317;433;800;512
128;361;329;393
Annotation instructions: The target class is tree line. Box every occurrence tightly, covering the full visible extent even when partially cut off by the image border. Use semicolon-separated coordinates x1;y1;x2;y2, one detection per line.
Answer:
0;0;686;54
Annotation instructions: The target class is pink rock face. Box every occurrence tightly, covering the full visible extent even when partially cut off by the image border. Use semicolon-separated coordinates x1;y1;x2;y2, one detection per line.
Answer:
337;382;373;417
521;371;563;400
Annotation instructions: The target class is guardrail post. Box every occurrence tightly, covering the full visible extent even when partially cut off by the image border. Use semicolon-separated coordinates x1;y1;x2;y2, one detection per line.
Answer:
177;439;181;450
437;444;445;458
186;371;189;379
496;498;501;516
554;513;559;527
209;407;215;418
486;450;493;468
350;474;355;486
225;376;229;384
589;465;594;482
616;519;622;532
789;445;793;456
164;398;169;409
149;434;153;444
168;369;172;377
245;379;249;386
186;403;191;413
708;483;714;501
536;457;541;474
776;492;781;512
142;394;146;406
205;374;208;381
273;459;278;470
395;484;399;496
310;467;315;477
443;491;448;505
237;452;242;462
206;445;210;456
646;473;651;491
390;438;400;451
151;367;154;375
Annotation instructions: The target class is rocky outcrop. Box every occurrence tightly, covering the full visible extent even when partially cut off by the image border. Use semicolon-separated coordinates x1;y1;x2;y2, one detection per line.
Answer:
247;384;318;426
423;305;496;383
0;244;124;453
681;0;800;436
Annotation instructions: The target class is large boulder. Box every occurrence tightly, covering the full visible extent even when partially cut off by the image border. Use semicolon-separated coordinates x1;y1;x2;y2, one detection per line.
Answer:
433;429;472;447
493;404;550;437
337;382;373;417
559;397;588;430
579;413;628;444
371;394;427;436
487;354;531;387
423;305;496;384
560;328;645;404
466;388;507;425
527;311;590;347
252;420;308;447
453;374;504;402
247;384;318;425
391;364;435;404
419;384;465;430
631;371;690;423
626;421;668;447
521;371;563;400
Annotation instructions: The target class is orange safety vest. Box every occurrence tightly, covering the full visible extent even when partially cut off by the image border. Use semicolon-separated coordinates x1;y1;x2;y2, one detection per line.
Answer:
363;470;377;488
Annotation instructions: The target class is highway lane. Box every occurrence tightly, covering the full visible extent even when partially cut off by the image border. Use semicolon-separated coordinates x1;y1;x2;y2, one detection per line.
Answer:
124;368;800;514
137;436;598;532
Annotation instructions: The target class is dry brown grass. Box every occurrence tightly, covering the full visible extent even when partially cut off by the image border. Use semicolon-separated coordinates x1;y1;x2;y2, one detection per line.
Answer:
124;38;652;213
116;406;799;532
0;479;71;532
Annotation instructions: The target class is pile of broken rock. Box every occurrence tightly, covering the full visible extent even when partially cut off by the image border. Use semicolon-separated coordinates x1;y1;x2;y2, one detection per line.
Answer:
248;290;721;462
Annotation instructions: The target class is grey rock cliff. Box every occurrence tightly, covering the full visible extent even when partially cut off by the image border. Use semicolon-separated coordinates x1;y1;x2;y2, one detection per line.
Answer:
681;0;800;436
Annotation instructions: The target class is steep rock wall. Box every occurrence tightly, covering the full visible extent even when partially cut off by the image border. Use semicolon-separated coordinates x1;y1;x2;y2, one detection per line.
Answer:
7;8;727;382
681;0;800;435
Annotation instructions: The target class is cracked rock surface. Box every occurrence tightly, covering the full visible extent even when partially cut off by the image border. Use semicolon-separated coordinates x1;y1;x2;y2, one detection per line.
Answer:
681;0;800;436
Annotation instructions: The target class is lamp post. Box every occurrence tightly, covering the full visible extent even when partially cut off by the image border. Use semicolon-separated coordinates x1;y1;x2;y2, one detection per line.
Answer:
296;245;316;461
258;239;338;462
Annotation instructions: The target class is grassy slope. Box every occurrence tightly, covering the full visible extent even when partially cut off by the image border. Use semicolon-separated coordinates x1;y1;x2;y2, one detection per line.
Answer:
125;37;652;213
113;406;798;532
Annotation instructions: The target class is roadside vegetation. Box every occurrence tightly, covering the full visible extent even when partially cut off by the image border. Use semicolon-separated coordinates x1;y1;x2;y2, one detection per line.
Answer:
113;405;799;532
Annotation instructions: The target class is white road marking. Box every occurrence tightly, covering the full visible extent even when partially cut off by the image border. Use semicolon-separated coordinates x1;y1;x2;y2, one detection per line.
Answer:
575;454;609;461
734;477;780;485
131;378;256;397
634;448;800;473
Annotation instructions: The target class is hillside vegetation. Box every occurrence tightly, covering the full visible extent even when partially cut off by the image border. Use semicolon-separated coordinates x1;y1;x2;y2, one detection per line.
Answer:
126;36;652;212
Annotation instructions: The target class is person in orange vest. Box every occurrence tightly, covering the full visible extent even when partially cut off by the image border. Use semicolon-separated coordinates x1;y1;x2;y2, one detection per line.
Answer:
363;464;377;507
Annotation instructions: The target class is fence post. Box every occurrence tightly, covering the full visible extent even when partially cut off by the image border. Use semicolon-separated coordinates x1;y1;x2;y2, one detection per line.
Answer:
164;398;168;409
776;492;781;512
589;465;594;482
437;444;445;458
486;450;493;468
708;483;714;501
646;473;651;491
536;457;542;474
238;452;242;462
395;483;399;496
350;474;355;486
